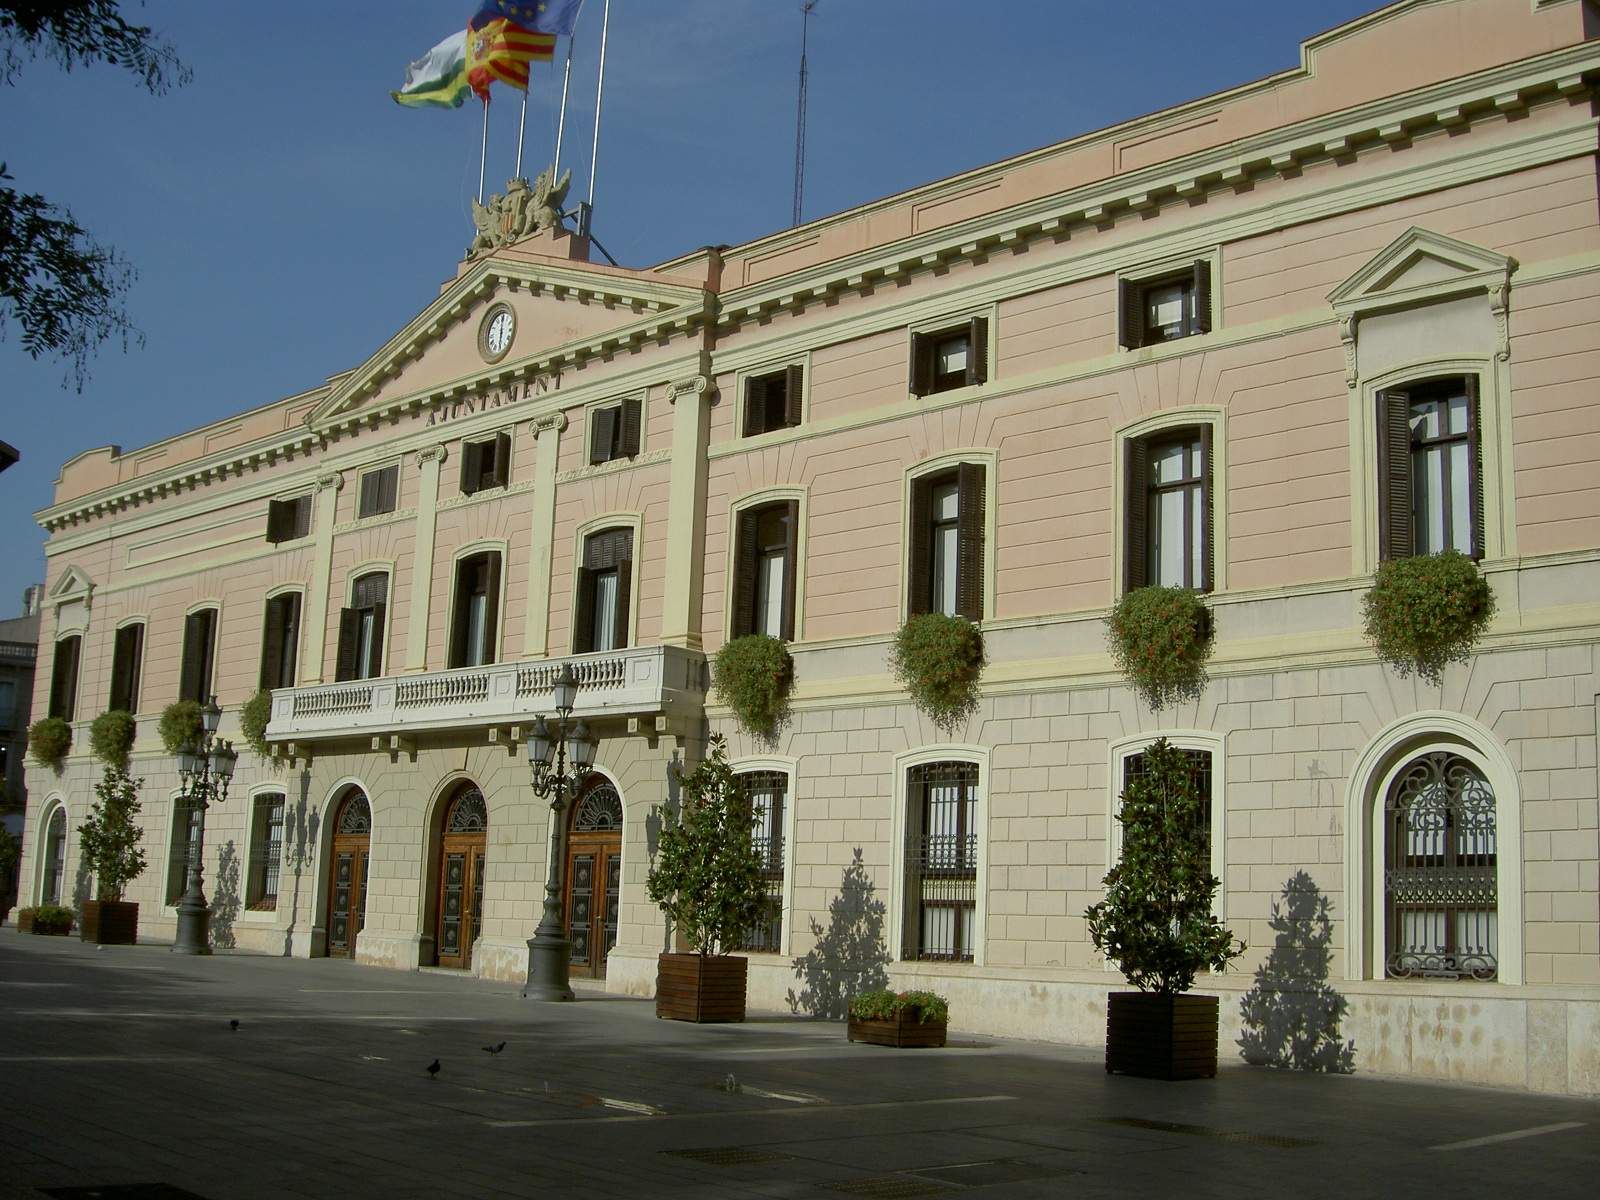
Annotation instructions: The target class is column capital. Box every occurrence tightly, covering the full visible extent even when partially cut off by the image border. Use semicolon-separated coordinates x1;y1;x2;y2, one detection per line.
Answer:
532;412;568;435
415;444;449;468
315;471;344;493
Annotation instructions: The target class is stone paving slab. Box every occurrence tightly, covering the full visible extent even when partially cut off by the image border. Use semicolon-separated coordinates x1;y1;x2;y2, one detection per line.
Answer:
1;930;1596;1198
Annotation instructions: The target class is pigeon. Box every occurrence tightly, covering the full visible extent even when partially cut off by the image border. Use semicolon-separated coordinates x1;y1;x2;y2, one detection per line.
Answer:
426;1059;441;1078
722;1072;741;1094
229;1019;240;1031
482;1041;506;1055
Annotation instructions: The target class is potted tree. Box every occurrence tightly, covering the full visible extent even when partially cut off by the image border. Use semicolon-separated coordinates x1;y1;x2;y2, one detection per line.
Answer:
77;766;148;945
1085;737;1244;1079
646;734;767;1022
847;989;949;1048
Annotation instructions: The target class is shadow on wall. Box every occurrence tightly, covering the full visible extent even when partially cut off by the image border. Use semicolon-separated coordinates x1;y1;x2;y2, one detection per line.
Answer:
1238;869;1357;1073
786;848;889;1020
282;770;319;958
210;839;241;951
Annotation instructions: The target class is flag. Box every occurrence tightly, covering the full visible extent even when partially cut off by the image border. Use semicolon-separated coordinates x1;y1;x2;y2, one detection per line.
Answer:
391;29;471;109
465;17;556;100
470;1;583;36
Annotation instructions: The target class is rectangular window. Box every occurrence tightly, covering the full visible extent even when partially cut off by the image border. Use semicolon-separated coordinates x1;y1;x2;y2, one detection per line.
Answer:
246;794;285;911
1124;427;1212;593
743;366;803;437
574;529;633;653
1377;376;1482;561
1122;748;1213;861
910;316;988;397
731;501;798;640
449;552;502;668
178;609;219;704
903;761;979;962
336;573;387;681
167;799;200;905
108;623;144;713
265;495;312;544
907;464;985;620
460;431;512;495
0;680;14;730
357;464;399;518
738;771;787;952
588;398;642;464
1119;261;1212;349
48;634;82;721
258;593;302;691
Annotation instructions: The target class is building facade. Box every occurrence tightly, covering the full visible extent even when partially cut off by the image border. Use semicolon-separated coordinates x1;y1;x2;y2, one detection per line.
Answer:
17;0;1600;1095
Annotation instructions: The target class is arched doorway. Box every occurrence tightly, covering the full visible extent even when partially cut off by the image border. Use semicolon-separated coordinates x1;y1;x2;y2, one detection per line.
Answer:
435;784;488;970
39;806;67;905
325;790;372;958
565;778;622;980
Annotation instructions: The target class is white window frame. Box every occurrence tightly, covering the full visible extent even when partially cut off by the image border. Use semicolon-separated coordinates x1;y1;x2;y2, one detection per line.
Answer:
571;512;643;653
726;487;808;643
444;540;510;669
34;797;68;906
1112;407;1227;597
733;355;810;439
732;757;798;957
242;785;287;923
901;449;998;622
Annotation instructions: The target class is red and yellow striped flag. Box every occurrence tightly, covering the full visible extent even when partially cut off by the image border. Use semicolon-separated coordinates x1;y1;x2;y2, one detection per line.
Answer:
466;17;555;100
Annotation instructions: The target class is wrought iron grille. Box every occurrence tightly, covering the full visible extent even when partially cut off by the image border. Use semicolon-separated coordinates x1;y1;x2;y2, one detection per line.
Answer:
246;795;284;911
41;808;66;905
572;782;623;832
337;790;372;835
738;771;787;952
1122;747;1213;859
1384;751;1497;980
446;787;488;833
903;762;978;962
165;799;200;904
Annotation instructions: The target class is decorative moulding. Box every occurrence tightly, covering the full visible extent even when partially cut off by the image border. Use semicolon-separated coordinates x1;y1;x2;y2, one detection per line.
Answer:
47;564;95;610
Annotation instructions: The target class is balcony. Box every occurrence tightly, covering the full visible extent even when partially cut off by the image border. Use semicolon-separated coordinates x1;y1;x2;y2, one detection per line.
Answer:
265;644;705;746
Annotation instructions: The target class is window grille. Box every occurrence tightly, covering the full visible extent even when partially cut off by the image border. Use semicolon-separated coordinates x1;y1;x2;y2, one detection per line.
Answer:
738;771;786;952
1384;752;1497;981
246;795;285;911
446;787;488;833
41;808;66;905
166;799;200;904
337;790;372;835
1122;747;1213;860
903;761;979;962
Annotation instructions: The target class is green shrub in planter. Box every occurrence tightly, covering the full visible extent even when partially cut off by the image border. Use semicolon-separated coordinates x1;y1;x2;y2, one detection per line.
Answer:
78;766;147;901
21;904;75;934
1362;550;1494;685
1106;586;1213;710
890;613;985;732
158;700;203;754
240;689;274;760
712;635;793;740
88;709;136;771
849;988;949;1024
27;717;72;769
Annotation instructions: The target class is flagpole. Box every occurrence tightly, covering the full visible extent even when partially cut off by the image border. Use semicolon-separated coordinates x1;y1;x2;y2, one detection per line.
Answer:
552;33;576;178
588;0;611;209
514;91;528;180
478;97;490;203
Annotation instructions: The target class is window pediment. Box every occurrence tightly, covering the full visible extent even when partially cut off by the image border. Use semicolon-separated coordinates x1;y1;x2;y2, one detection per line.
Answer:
1328;227;1514;316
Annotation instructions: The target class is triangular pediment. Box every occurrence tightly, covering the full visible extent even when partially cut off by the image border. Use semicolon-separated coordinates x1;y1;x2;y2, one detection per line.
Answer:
1328;227;1514;314
48;565;94;608
310;249;706;430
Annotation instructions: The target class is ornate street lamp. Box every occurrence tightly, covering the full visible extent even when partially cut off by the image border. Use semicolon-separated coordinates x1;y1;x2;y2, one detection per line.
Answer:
171;696;238;956
523;663;598;1000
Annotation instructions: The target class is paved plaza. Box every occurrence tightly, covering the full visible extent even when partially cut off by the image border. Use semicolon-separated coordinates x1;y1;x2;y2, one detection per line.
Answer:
1;931;1595;1199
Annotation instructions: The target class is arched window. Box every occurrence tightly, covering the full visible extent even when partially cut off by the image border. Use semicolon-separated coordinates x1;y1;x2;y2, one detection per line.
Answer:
40;807;67;905
1384;751;1498;980
903;761;979;962
736;771;787;953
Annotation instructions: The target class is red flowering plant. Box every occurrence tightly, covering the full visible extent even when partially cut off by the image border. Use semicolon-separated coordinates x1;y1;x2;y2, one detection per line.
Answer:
1106;586;1213;710
713;634;794;741
1362;550;1494;685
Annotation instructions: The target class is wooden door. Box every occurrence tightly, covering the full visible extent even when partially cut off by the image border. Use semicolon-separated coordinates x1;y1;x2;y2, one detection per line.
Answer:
565;781;623;980
436;787;488;970
326;791;372;958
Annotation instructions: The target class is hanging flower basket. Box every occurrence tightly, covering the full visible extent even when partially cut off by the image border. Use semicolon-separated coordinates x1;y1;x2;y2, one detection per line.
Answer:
27;717;72;769
158;700;203;754
890;613;984;732
1106;586;1212;710
89;709;136;771
712;635;793;740
240;689;273;759
1362;550;1494;685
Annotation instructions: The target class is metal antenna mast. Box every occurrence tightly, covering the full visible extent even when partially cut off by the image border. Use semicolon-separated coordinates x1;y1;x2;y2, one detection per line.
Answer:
792;2;818;227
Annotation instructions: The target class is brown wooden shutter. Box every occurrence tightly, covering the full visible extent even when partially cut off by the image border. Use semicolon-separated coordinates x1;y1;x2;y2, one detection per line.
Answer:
744;375;767;437
955;462;986;621
780;499;799;641
1376;388;1414;561
1199;425;1215;593
335;608;361;682
784;365;804;428
907;476;932;615
266;499;291;543
379;466;398;513
488;432;511;487
292;496;311;538
1119;279;1146;349
619;398;642;457
482;553;502;664
573;567;597;652
180;613;207;702
260;597;287;690
49;636;80;721
448;557;470;669
110;624;141;712
613;554;633;649
965;317;989;387
732;506;760;637
358;472;378;518
1464;375;1484;561
460;439;484;495
590;406;616;464
1124;438;1150;591
1192;261;1213;334
365;604;386;677
909;333;934;396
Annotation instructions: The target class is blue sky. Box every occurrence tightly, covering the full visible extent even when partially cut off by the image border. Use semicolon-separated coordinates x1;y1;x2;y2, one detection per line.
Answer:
0;0;1378;614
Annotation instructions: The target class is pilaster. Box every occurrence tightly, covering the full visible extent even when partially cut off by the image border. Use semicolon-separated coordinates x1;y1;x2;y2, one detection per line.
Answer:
406;445;448;672
660;374;712;649
522;413;566;658
301;471;344;685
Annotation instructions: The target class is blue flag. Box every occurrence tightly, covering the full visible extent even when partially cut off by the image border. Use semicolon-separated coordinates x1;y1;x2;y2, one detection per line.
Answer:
469;1;582;35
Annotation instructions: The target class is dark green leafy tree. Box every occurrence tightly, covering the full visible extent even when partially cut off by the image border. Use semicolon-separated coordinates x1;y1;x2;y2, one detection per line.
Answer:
646;735;767;956
1;2;190;389
77;764;146;901
1085;737;1244;995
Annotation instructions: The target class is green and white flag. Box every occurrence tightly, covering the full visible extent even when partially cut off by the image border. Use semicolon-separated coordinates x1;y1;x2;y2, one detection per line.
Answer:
392;29;471;109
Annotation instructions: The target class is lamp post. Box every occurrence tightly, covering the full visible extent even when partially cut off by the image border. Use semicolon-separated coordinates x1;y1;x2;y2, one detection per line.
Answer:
523;664;598;1000
171;696;238;956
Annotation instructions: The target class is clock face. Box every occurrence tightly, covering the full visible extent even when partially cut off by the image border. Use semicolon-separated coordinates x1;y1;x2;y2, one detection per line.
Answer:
480;305;515;361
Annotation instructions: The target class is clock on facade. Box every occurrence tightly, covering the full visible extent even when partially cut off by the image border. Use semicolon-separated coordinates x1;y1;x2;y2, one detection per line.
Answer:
478;304;516;363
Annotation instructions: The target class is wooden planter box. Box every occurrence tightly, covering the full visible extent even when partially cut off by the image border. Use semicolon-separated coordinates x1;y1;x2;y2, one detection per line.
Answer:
655;953;747;1023
1105;992;1219;1080
848;1012;947;1048
18;911;73;936
80;900;139;946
